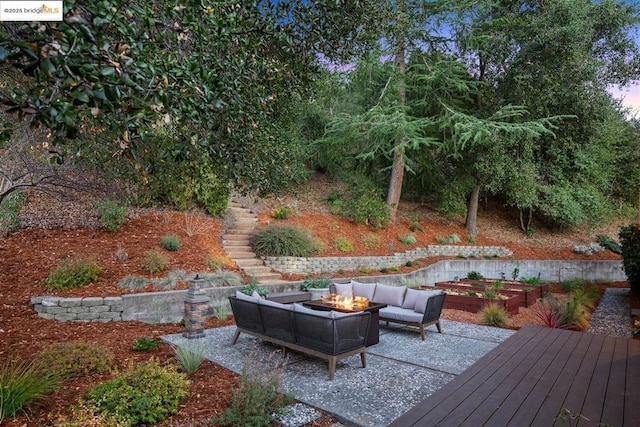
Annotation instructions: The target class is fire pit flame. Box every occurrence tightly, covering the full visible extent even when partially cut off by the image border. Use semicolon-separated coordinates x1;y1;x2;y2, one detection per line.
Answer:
321;294;369;310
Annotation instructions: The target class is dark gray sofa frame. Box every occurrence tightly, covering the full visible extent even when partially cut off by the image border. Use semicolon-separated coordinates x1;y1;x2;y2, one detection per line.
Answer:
229;296;371;380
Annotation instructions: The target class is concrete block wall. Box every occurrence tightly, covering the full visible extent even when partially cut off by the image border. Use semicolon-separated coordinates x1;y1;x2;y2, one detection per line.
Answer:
31;259;625;324
263;245;512;274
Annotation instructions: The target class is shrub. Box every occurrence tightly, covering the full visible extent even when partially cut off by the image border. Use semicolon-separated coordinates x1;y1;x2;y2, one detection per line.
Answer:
520;276;543;286
173;342;206;374
490;280;504;290
480;303;508;328
399;233;417;245
44;256;102;290
142;251;168;274
214;302;232;320
202;270;242;287
112;246;128;262
251;225;318;257
37;341;113;379
560;278;588;292
132;337;159;351
118;275;149;290
212;351;291;426
467;235;477;244
271;206;292;220
0;358;60;423
447;233;461;243
534;295;568;329
92;200;127;231
359;266;371;274
86;358;190;426
206;256;224;270
482;290;498;299
341;184;390;229
0;191;23;236
362;233;381;249
161;234;181;251
619;223;640;295
467;271;484;280
301;278;332;291
596;234;622;255
332;236;354;252
239;282;269;297
436;236;447;244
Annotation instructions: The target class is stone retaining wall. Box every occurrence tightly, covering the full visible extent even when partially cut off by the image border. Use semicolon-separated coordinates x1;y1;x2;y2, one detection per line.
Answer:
31;259;626;324
263;245;512;274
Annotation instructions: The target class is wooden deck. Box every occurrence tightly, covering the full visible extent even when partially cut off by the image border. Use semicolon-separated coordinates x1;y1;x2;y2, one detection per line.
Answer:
390;325;640;426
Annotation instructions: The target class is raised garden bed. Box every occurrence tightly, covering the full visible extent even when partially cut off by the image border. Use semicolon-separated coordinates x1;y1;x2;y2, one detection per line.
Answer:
439;291;520;315
459;278;550;299
434;282;535;308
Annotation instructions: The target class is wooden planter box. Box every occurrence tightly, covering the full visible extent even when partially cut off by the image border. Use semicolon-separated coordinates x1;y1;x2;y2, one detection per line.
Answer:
440;293;520;315
459;279;550;300
435;282;534;308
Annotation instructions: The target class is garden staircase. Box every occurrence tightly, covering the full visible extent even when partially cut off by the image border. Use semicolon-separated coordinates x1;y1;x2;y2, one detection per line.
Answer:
222;201;282;283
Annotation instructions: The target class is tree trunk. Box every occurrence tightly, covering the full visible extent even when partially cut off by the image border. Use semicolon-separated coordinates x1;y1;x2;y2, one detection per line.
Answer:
386;1;406;224
466;184;481;236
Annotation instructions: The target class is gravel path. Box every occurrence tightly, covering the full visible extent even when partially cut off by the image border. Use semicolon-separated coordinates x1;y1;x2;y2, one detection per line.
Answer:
586;287;632;338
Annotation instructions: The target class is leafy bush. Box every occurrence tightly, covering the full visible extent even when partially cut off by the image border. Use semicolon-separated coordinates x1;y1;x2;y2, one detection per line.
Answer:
619;224;640;295
482;290;498;299
520;276;544;286
214;302;232;320
202;270;242;287
361;233;381;249
332;236;354;252
173;342;206;374
251;225;318;257
490;280;504;290
447;233;461;243
239;282;269;297
0;358;60;423
467;235;477;244
212;351;291;426
534;294;568;329
467;271;484;280
271;206;292;220
206;257;225;270
92;200;127;231
44;256;102;290
480;303;508;328
342;190;390;230
37;341;113;379
436;236;447;244
560;278;588;292
596;234;621;254
399;233;416;245
118;275;149;290
86;358;189;426
142;251;168;274
132;337;159;351
0;191;23;236
301;278;332;291
161;234;181;251
408;215;423;232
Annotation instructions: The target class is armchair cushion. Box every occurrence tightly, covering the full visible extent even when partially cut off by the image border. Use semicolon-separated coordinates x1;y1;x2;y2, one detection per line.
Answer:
402;287;422;309
373;284;406;307
414;290;443;314
236;290;261;301
379;306;424;323
334;282;353;297
351;280;376;300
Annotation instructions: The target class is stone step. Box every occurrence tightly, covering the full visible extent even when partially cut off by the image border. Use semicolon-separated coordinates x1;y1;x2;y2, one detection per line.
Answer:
222;239;251;247
225;229;255;235
253;273;283;282
227;251;257;259
233;258;264;267
227;208;255;217
241;265;273;273
223;245;252;252
221;234;251;242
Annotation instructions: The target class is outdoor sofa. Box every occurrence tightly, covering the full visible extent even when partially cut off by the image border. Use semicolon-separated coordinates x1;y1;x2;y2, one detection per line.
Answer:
330;281;446;340
229;292;370;380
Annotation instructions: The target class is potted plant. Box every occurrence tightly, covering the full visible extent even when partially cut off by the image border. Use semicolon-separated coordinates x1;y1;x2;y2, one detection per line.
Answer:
301;278;332;300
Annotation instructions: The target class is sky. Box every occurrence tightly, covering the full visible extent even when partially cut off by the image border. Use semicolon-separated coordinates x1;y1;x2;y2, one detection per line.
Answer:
610;83;640;118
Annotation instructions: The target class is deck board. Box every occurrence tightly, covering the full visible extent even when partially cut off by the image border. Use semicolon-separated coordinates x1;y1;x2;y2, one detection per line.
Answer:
390;325;640;427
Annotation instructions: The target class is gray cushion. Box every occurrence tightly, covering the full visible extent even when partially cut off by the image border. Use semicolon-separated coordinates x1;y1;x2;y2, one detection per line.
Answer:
379;306;424;323
414;290;443;314
373;284;406;307
402;287;423;309
293;303;332;318
235;291;260;302
258;298;293;310
351;281;376;300
334;282;353;297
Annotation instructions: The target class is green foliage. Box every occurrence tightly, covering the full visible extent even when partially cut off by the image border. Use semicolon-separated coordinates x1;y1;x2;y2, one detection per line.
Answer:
362;233;381;249
214;302;232;321
173;342;206;374
142;251;168;275
92;200;127;231
596;234;622;255
466;271;484;280
239;282;269;297
520;276;544;286
467;235;477;244
86;358;189;426
0;358;60;423
620;223;640;295
301;278;332;291
212;351;291;426
161;234;180;251
399;233;417;245
490;281;504;290
560;278;588;293
447;234;461;243
535;292;592;331
206;257;225;270
342;186;390;230
132;337;159;352
436;236;447;244
359;266;371;274
332;236;354;252
408;215;423;232
271;206;292;220
251;225;319;257
0;191;23;236
44;256;102;290
482;290;498;299
201;270;243;288
480;303;508;328
118;275;149;290
37;341;113;379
